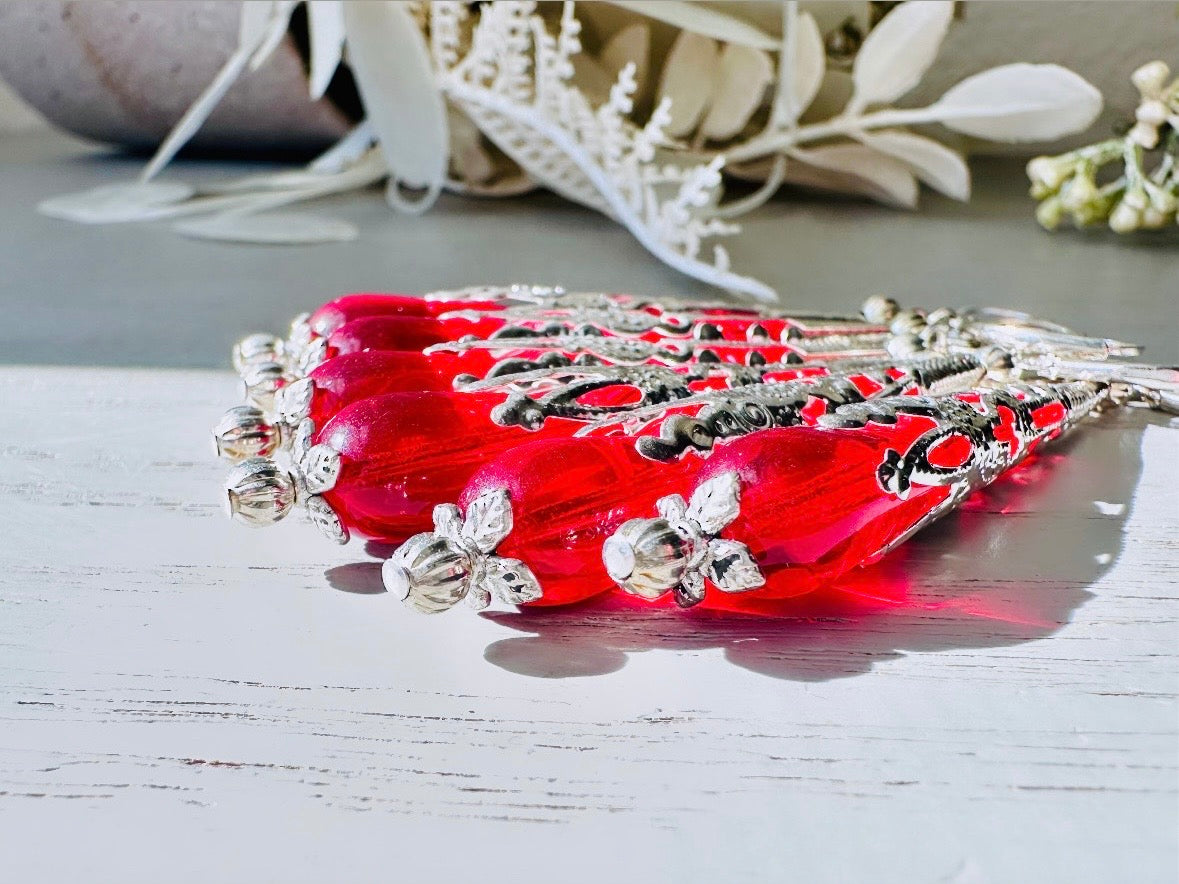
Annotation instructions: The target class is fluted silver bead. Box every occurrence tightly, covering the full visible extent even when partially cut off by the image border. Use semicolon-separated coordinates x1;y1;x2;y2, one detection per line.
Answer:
861;295;900;325
224;457;297;526
232;333;285;375
602;518;690;600
212;405;281;461
241;361;287;411
382;533;472;614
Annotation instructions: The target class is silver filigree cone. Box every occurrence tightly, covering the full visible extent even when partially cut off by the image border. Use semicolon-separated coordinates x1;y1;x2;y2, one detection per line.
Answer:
383;490;543;614
212;405;280;461
603;472;764;607
232;333;285;375
241;361;287;411
224;457;297;526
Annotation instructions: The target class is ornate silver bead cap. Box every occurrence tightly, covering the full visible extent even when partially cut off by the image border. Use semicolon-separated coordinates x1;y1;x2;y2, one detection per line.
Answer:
602;473;764;608
212;405;280;461
383;491;543;614
224;457;297;526
603;518;690;599
232;333;285;375
241;361;288;411
276;377;315;426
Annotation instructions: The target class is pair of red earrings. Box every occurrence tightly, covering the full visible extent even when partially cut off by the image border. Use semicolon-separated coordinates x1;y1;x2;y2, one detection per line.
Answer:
216;285;1161;614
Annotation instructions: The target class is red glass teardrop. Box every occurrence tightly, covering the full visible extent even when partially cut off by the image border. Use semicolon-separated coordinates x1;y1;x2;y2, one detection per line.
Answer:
317;392;577;541
461;436;702;606
309;293;506;336
695;423;953;601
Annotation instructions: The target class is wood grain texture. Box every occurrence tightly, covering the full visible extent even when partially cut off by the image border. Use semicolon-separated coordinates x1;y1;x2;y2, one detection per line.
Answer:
0;366;1175;883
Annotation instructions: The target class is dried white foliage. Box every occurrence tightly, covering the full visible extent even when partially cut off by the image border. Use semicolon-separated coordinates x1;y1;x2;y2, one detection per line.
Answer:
36;0;1106;301
434;0;772;299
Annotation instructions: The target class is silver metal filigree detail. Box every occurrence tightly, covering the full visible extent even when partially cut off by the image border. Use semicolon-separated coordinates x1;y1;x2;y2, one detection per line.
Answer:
291;418;316;462
221;427;346;542
301;444;342;494
487;363;719;430
604;472;763;608
276;377;315;426
822;380;1105;557
630;354;986;462
305;495;348;545
382;489;543;614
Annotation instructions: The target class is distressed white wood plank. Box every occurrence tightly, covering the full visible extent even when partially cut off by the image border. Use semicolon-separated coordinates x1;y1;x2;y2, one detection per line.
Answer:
0;366;1175;883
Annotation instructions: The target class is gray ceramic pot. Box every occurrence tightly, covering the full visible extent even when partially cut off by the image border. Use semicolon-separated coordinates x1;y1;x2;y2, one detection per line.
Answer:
0;0;353;152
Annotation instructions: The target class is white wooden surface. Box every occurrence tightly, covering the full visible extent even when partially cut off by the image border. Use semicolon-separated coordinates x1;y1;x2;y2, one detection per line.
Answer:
0;365;1176;883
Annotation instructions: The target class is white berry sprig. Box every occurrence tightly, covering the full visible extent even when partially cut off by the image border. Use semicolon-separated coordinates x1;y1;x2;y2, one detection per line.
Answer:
1028;61;1179;234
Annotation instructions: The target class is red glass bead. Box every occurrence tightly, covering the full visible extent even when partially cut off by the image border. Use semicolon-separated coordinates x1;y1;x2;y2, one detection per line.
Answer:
317;392;577;541
461;436;703;606
324;315;488;355
309;293;507;335
694;422;955;602
306;351;460;424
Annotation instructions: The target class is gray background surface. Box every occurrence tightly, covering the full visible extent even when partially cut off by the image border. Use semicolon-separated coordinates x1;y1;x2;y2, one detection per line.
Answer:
2;132;1176;369
0;132;1175;884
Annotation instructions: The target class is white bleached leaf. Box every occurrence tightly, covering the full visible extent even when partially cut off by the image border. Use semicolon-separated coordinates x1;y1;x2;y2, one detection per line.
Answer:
238;1;278;46
656;31;720;137
139;1;296;181
700;45;773;142
173;211;358;244
308;121;375;174
307;0;346;100
600;23;650;95
849;0;953;111
854;129;969;201
441;1;775;300
141;57;247;181
706;538;765;593
461;489;514;554
605;1;778;49
687;471;741;535
789;144;919;209
39;182;196;223
248;1;298;70
343;1;447;211
782;10;825;125
928;63;1103;142
481;557;543;606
